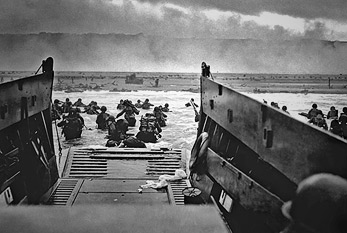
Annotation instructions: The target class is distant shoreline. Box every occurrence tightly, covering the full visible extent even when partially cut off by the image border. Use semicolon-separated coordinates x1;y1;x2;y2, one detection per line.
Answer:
2;72;347;94
53;73;347;94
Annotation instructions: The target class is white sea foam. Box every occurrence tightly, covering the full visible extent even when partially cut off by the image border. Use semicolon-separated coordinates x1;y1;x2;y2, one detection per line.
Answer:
52;91;200;151
52;91;347;152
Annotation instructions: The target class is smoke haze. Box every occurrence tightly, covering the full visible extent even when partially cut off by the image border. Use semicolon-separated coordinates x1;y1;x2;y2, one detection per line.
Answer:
1;0;347;41
0;33;346;74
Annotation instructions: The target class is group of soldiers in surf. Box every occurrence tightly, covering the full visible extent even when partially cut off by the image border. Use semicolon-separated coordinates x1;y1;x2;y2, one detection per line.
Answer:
52;97;102;120
264;99;347;138
52;97;171;147
115;99;169;127
303;103;347;138
98;98;170;147
52;98;88;140
263;99;290;115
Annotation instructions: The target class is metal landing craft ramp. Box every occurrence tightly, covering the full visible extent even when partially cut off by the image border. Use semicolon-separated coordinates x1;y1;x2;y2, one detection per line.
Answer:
1;205;229;233
17;147;232;233
42;147;191;206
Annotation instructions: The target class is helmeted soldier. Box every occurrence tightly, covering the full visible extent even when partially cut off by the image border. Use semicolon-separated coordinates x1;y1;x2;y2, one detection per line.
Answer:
281;173;347;233
136;113;162;143
116;100;139;127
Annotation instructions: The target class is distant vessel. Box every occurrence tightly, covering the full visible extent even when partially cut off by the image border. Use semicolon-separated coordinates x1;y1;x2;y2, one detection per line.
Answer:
253;87;267;93
125;73;143;84
64;86;84;93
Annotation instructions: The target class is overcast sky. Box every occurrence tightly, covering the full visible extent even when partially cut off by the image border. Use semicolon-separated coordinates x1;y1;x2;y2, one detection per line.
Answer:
1;0;347;73
1;0;347;40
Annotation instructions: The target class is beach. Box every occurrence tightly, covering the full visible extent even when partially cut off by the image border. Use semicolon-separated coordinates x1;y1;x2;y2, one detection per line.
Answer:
53;72;347;94
1;71;347;94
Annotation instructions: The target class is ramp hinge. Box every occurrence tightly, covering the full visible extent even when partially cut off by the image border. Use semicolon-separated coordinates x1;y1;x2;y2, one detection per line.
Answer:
210;99;214;110
0;104;8;119
263;129;273;148
227;109;233;123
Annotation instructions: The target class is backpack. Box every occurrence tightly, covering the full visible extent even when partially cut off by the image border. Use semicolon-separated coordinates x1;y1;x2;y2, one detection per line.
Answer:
123;136;146;148
139;116;156;133
108;120;128;141
96;112;109;129
63;117;83;139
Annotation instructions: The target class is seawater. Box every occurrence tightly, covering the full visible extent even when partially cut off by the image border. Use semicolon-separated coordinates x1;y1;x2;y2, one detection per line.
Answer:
246;92;347;123
52;90;200;152
52;90;347;153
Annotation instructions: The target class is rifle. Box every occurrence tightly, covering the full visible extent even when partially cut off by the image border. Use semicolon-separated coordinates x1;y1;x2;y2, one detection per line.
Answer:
190;100;200;122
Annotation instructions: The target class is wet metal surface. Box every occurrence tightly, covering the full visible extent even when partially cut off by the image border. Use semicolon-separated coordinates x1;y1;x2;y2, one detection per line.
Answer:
47;147;189;206
1;205;230;233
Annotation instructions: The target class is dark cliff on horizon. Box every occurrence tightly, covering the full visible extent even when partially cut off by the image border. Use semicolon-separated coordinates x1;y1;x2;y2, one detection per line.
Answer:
0;33;346;74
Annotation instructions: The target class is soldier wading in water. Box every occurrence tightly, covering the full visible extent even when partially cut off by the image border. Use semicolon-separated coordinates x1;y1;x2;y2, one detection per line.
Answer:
116;99;139;127
58;108;84;140
136;113;162;143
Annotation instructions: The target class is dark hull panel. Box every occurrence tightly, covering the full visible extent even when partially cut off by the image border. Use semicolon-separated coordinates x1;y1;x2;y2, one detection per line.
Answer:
190;76;347;233
200;77;347;184
192;149;287;233
0;72;53;131
0;57;58;205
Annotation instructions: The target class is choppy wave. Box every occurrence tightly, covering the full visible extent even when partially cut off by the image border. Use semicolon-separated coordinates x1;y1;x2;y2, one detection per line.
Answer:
52;90;347;153
52;91;200;152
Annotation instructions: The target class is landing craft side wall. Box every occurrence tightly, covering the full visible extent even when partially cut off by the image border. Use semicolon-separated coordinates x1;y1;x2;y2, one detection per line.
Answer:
201;77;347;184
205;148;287;232
0;73;53;131
0;59;58;204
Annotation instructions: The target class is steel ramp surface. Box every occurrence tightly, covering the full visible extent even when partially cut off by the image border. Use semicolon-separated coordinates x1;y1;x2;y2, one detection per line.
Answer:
44;147;190;206
1;205;229;233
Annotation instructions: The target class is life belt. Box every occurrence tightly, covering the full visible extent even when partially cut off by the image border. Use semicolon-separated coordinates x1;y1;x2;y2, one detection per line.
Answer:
189;132;209;172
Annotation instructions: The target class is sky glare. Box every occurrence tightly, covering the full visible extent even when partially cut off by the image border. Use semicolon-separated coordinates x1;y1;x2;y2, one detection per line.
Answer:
1;0;347;73
0;0;346;40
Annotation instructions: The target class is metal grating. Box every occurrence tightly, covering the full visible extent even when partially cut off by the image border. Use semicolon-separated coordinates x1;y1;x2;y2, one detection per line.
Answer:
61;148;189;205
46;179;80;206
169;179;190;205
146;155;181;176
67;150;108;178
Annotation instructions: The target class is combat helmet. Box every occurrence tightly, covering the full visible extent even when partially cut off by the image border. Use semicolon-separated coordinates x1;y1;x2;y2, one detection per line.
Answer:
282;173;347;233
107;115;115;122
101;106;107;112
